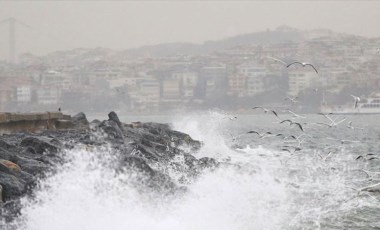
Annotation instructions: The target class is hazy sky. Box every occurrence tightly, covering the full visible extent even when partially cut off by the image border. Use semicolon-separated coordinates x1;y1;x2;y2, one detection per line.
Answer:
0;1;380;61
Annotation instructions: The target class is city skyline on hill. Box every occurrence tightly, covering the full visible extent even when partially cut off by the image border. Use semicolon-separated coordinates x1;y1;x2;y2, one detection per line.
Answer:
0;1;380;61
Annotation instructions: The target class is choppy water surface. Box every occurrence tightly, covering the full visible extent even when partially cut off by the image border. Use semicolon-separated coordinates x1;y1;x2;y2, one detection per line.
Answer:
12;111;380;229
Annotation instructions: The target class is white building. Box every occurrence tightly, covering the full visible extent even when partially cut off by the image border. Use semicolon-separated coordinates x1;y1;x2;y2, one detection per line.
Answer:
237;63;267;96
36;86;60;105
130;78;160;110
16;86;32;103
41;71;73;91
288;69;319;96
201;64;227;98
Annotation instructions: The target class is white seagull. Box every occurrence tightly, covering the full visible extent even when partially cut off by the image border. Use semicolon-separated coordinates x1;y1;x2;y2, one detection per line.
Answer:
350;95;360;108
285;96;299;105
347;121;364;130
286;61;318;74
266;56;288;65
316;113;346;128
285;110;306;119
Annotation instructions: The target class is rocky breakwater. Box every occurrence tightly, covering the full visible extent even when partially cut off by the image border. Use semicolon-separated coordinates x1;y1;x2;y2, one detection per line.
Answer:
0;111;220;224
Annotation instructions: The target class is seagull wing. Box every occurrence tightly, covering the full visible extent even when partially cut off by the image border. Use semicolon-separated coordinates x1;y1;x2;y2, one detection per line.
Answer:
271;110;279;118
287;110;297;116
247;131;260;135
355;155;364;160
286;62;303;68
335;118;347;125
320;113;335;124
350;95;359;100
305;64;318;74
316;122;332;127
266;56;287;65
292;122;304;132
280;119;292;124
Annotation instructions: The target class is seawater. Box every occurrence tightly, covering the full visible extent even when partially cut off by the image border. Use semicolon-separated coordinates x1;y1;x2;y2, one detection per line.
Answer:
10;111;380;229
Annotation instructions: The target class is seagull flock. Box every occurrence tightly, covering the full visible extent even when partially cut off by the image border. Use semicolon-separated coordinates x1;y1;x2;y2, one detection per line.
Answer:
222;57;379;195
244;106;364;153
225;105;380;196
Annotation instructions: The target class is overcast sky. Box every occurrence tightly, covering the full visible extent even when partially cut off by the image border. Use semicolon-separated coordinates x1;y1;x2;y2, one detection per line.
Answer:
0;1;379;61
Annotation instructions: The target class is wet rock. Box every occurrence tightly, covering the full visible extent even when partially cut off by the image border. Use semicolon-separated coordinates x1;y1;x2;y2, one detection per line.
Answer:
0;184;3;202
0;111;213;222
72;112;89;127
23;146;37;155
119;156;177;192
19;171;35;187
0;173;26;200
0;148;12;161
11;155;49;176
183;154;198;169
132;144;161;161
0;160;21;175
119;156;155;176
99;120;124;140
198;157;219;169
20;137;59;155
108;111;122;129
0;140;17;152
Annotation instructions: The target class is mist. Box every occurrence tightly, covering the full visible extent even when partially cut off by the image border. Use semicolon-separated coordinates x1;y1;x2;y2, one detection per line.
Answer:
0;1;380;115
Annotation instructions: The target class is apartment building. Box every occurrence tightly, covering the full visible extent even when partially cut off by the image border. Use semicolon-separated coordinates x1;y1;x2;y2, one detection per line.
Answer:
288;69;319;96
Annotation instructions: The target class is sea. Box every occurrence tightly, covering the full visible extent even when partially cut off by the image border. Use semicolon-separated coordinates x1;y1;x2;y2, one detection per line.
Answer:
8;110;380;229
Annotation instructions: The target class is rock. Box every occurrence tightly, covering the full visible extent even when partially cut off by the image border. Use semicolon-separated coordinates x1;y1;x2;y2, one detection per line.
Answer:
0;140;16;152
0;111;211;222
0;148;12;161
99;120;124;140
131;121;142;128
20;137;59;155
23;146;37;155
11;156;49;176
72;112;89;127
183;154;198;169
19;171;36;189
133;144;160;161
0;185;3;202
198;157;219;169
119;156;155;177
0;160;21;174
108;111;122;129
0;173;26;200
119;156;177;192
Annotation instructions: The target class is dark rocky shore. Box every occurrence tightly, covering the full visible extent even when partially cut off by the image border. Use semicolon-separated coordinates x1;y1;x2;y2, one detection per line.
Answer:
0;111;219;224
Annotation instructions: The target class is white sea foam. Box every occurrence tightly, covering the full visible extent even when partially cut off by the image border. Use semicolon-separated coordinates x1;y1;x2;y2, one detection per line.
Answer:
14;145;289;230
12;111;380;229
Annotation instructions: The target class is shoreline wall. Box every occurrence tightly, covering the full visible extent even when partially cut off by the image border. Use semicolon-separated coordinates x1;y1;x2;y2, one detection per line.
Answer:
0;112;72;134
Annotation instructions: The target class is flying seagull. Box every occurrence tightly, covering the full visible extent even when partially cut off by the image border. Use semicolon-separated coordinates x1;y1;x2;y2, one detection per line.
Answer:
247;131;273;138
266;56;287;65
284;134;311;146
350;95;360;108
285;96;299;105
279;119;304;132
326;137;361;144
252;107;279;118
281;145;302;152
285;110;306;119
316;113;346;128
286;62;318;74
346;121;364;130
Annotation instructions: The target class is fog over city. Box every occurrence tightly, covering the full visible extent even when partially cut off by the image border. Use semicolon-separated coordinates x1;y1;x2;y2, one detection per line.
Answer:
1;1;380;57
0;1;380;114
2;2;380;230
